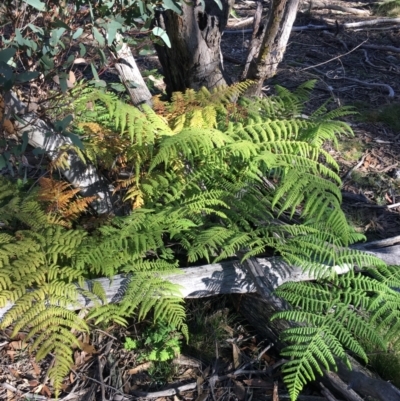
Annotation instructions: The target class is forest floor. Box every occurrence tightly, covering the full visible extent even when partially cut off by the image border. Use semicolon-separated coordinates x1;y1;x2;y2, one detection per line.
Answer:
1;1;400;400
221;0;400;241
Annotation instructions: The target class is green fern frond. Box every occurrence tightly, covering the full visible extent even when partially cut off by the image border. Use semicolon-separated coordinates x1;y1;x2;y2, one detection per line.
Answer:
273;265;400;400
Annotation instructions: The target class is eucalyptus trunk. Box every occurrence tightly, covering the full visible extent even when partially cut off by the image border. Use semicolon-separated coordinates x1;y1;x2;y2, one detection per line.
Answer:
153;0;233;96
244;0;300;96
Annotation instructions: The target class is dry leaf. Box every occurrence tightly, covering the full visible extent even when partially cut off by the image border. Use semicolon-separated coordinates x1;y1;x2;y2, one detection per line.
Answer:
7;350;16;361
9;368;20;378
69;70;76;84
31;360;41;377
127;362;152;374
273;381;279;401
41;384;52;397
29;380;39;389
9;340;26;350
232;343;240;369
194;390;209;401
6;389;16;401
78;340;97;354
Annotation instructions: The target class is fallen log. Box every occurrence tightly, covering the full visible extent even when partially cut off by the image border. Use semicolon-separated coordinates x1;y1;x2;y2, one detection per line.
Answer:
0;237;398;319
4;91;120;215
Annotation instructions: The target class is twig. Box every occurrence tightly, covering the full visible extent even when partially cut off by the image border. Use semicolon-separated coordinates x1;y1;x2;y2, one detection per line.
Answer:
227;16;254;29
291;61;395;98
257;343;274;360
341;76;395;98
342;153;368;181
97;355;106;401
70;367;130;398
132;382;198;398
300;40;368;71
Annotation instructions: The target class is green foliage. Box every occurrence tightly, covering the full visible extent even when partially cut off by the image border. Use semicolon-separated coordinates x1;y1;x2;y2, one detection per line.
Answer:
124;321;182;362
273;264;400;401
0;178;187;396
0;81;386;398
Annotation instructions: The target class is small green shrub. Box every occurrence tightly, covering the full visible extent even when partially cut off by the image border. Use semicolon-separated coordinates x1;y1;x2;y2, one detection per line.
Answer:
124;322;182;362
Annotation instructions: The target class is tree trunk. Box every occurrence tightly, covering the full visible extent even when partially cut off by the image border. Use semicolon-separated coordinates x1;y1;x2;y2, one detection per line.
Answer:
153;0;233;96
244;0;300;96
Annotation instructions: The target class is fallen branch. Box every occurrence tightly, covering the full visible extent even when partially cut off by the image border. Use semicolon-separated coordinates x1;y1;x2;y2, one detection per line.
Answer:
113;34;153;108
227;16;254;28
301;0;371;16
1;237;399;319
224;17;400;34
4;92;119;215
291;61;395;98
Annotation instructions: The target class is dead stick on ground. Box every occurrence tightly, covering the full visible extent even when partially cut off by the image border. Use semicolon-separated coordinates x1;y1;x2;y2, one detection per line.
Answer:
342;152;369;181
299;40;368;71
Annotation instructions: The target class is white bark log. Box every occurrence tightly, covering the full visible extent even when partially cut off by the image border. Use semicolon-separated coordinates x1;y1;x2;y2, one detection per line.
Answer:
0;239;398;319
114;34;153;107
5;91;118;215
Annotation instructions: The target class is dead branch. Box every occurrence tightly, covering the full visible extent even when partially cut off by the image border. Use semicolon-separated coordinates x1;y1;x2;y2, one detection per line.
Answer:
113;34;153;108
4;92;119;215
227;16;254;28
224;17;400;34
1;236;399;319
301;0;371;16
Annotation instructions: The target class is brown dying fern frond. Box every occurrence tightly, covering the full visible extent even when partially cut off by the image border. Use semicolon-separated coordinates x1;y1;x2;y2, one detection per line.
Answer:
38;177;96;224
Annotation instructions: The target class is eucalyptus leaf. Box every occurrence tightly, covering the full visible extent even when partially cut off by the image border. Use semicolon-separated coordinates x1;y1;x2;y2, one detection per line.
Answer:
40;54;54;70
73;28;84;40
152;27;171;48
106;20;123;45
0;62;14;88
28;24;44;34
162;0;182;14
139;48;155;56
54;115;74;132
91;63;100;80
15;29;24;46
92;27;105;47
59;76;68;93
66;132;84;149
0;48;16;63
21;132;29;153
15;71;39;83
32;147;45;156
109;82;126;92
0;155;6;170
22;0;45;11
79;43;87;57
52;19;71;30
213;0;223;10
